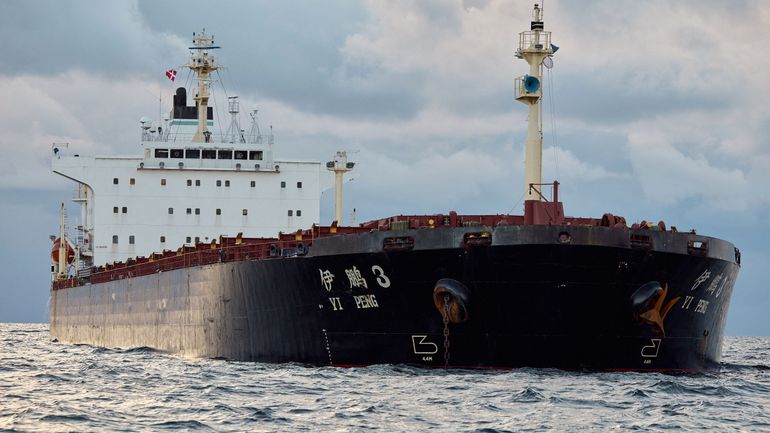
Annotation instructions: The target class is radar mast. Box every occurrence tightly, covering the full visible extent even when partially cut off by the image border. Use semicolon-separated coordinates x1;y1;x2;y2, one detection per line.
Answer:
515;3;556;202
188;29;220;142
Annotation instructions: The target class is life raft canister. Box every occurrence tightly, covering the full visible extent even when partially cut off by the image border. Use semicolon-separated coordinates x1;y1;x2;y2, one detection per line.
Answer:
432;278;471;324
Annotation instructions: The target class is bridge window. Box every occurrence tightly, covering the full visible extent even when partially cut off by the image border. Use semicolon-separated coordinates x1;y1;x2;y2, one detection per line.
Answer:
249;151;263;160
154;149;169;158
218;150;233;159
234;150;247;160
185;149;200;159
170;149;184;158
202;149;217;159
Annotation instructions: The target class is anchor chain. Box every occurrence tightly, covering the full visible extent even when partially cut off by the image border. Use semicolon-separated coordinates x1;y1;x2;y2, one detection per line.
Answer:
443;294;451;368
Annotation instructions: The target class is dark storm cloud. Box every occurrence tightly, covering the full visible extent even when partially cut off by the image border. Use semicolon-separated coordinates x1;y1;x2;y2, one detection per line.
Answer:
0;0;179;77
554;71;727;124
135;0;425;120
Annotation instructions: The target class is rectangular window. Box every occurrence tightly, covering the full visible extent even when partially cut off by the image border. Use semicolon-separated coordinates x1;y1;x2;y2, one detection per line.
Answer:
185;149;200;159
130;178;135;185
225;180;230;187
216;209;221;215
280;181;286;188
234;150;247;160
194;236;200;244
186;236;191;244
195;179;201;186
170;149;184;158
129;235;135;245
160;236;166;243
113;178;119;185
195;208;200;215
242;209;248;216
216;180;222;187
186;179;192;186
297;210;302;217
250;180;256;188
249;151;263;160
122;206;127;214
154;149;169;158
168;208;174;215
161;178;166;186
113;206;118;214
218;150;233;160
112;235;118;244
288;210;293;216
202;149;217;159
186;208;192;215
297;181;302;188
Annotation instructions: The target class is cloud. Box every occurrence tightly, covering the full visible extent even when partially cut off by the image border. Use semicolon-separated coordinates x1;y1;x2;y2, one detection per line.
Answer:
0;0;185;78
340;0;522;115
625;105;770;211
0;72;166;189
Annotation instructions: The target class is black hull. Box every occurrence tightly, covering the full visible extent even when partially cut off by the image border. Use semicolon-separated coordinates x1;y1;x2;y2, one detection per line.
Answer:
50;225;739;371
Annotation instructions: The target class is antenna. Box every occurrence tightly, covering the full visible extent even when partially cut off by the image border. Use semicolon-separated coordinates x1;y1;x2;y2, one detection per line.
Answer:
248;109;262;144
224;96;244;143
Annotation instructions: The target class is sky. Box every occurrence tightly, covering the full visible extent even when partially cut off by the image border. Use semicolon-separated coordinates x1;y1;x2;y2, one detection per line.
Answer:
0;0;768;334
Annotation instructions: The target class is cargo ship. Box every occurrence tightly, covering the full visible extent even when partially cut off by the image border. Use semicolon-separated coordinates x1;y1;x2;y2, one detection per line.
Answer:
49;5;740;371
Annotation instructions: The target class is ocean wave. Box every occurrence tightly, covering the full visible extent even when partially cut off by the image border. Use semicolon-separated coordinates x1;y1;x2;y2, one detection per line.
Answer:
2;327;769;432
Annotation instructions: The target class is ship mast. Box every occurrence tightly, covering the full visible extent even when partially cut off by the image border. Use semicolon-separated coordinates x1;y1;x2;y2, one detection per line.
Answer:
326;152;355;225
188;30;220;143
515;4;555;202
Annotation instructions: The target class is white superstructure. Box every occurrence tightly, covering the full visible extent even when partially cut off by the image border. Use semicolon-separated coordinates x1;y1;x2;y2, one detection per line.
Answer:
52;30;337;270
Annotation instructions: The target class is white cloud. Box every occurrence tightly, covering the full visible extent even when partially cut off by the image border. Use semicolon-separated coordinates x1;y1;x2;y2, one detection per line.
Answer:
341;0;521;111
0;72;167;189
626;116;750;210
543;146;629;183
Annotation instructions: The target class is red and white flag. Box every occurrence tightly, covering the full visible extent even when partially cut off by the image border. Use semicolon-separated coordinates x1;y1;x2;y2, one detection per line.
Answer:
165;68;177;82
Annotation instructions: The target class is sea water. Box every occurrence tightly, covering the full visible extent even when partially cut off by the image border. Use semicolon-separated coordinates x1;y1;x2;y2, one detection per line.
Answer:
1;323;769;432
